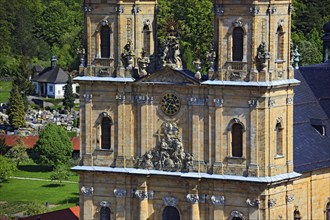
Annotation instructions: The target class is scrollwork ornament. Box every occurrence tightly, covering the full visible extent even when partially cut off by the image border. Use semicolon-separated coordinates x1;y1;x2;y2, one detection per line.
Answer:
248;99;258;108
250;5;260;15
214;98;224;108
211;195;225;205
287;97;293;105
163;196;178;207
114;188;127;198
213;4;224;16
115;6;124;14
246;198;260;207
231;210;244;219
286;195;295;203
81;186;94;196
268;199;277;208
186;194;199;203
100;201;110;207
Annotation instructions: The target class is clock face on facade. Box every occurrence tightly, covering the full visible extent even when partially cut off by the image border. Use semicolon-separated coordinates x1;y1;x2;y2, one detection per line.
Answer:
160;93;181;116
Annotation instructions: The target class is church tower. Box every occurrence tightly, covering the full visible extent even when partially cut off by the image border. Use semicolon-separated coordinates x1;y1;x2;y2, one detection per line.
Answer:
82;0;157;77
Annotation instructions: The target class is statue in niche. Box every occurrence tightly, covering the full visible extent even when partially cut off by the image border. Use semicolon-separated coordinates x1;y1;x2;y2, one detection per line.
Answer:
161;25;183;69
256;41;270;72
121;40;134;70
140;122;193;171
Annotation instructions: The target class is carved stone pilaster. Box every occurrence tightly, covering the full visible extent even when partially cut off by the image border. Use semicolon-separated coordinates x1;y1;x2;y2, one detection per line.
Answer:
134;95;153;105
186;194;199;203
248;99;258;108
116;94;126;103
213;4;224;16
231;210;244;219
246;198;260;208
268;99;275;108
115;6;124;14
84;94;93;103
134;190;154;200
286;97;293;105
286;195;295;203
114;188;127;198
211;195;225;205
81;186;94;196
187;97;208;106
250;5;260;15
163;196;178;207
268;199;277;208
214;98;224;108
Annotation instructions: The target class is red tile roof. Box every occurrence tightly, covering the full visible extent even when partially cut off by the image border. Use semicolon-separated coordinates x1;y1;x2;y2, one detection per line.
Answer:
0;135;80;151
18;206;79;220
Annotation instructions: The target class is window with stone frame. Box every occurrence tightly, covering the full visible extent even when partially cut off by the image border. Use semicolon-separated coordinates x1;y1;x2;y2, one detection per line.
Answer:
100;25;111;58
232;27;244;61
101;116;112;149
100;206;111;220
275;121;283;156
143;20;151;56
232;123;243;157
276;26;284;60
162;206;180;220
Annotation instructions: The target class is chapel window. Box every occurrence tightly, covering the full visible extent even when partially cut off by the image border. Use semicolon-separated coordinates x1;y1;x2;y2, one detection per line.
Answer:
162;206;180;220
232;27;244;61
100;207;111;220
276;26;284;60
100;25;111;58
232;123;243;157
101;117;112;149
275;122;283;156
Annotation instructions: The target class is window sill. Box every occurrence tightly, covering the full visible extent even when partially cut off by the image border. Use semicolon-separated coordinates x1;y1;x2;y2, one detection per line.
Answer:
95;148;114;153
274;154;285;159
275;59;286;64
226;156;246;163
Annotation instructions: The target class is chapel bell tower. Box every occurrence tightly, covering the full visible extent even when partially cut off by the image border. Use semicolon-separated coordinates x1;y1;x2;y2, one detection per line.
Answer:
213;0;294;82
82;0;157;77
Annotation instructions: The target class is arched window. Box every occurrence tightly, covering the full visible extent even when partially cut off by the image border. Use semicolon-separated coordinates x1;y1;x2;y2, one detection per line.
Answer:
100;25;110;58
162;206;180;220
232;27;244;61
276;27;284;60
101;117;112;149
275;122;283;155
100;207;111;220
232;123;243;157
143;20;151;56
326;202;330;220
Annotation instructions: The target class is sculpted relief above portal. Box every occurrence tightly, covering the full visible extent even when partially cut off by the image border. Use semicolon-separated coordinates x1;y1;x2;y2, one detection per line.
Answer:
140;122;193;171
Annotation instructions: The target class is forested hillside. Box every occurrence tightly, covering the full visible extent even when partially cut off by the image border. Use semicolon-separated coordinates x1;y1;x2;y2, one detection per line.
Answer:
0;0;328;76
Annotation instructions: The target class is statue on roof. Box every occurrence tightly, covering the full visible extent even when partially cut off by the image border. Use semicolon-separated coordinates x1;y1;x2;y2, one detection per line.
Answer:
161;21;183;69
256;41;270;72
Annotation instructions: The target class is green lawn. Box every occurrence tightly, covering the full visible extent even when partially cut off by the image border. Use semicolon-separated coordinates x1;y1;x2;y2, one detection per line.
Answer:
0;81;12;103
0;160;79;217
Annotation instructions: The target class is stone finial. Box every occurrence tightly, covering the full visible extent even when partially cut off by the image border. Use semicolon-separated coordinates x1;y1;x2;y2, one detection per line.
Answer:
206;46;217;72
137;49;150;77
294;46;301;69
193;58;202;80
121;41;134;70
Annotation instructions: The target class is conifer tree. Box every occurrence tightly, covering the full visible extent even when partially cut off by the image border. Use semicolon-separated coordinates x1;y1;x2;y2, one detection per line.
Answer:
7;85;26;129
63;75;75;111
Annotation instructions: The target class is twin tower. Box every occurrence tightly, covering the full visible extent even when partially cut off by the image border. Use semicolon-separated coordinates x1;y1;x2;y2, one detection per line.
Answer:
82;0;294;82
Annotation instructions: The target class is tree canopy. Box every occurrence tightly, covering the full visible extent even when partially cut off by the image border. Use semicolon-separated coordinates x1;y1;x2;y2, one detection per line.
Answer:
63;75;75;111
33;123;72;168
0;155;16;182
7;85;26;129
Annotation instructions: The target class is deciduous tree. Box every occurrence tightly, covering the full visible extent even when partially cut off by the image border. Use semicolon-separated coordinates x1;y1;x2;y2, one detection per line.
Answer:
0;155;16;182
33;123;72;168
5;137;29;167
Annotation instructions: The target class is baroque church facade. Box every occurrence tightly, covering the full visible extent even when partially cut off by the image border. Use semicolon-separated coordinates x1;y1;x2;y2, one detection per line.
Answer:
73;0;330;219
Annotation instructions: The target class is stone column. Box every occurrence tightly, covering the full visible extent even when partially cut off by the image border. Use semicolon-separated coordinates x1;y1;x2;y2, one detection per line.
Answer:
248;99;259;176
81;186;94;220
213;98;224;174
116;92;125;167
186;194;200;220
135;189;154;220
246;198;260;219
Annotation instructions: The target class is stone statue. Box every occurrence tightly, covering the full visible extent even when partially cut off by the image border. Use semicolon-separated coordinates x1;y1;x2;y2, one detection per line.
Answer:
161;26;183;69
140;122;194;171
256;41;270;72
137;48;150;77
294;46;301;69
121;41;134;69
